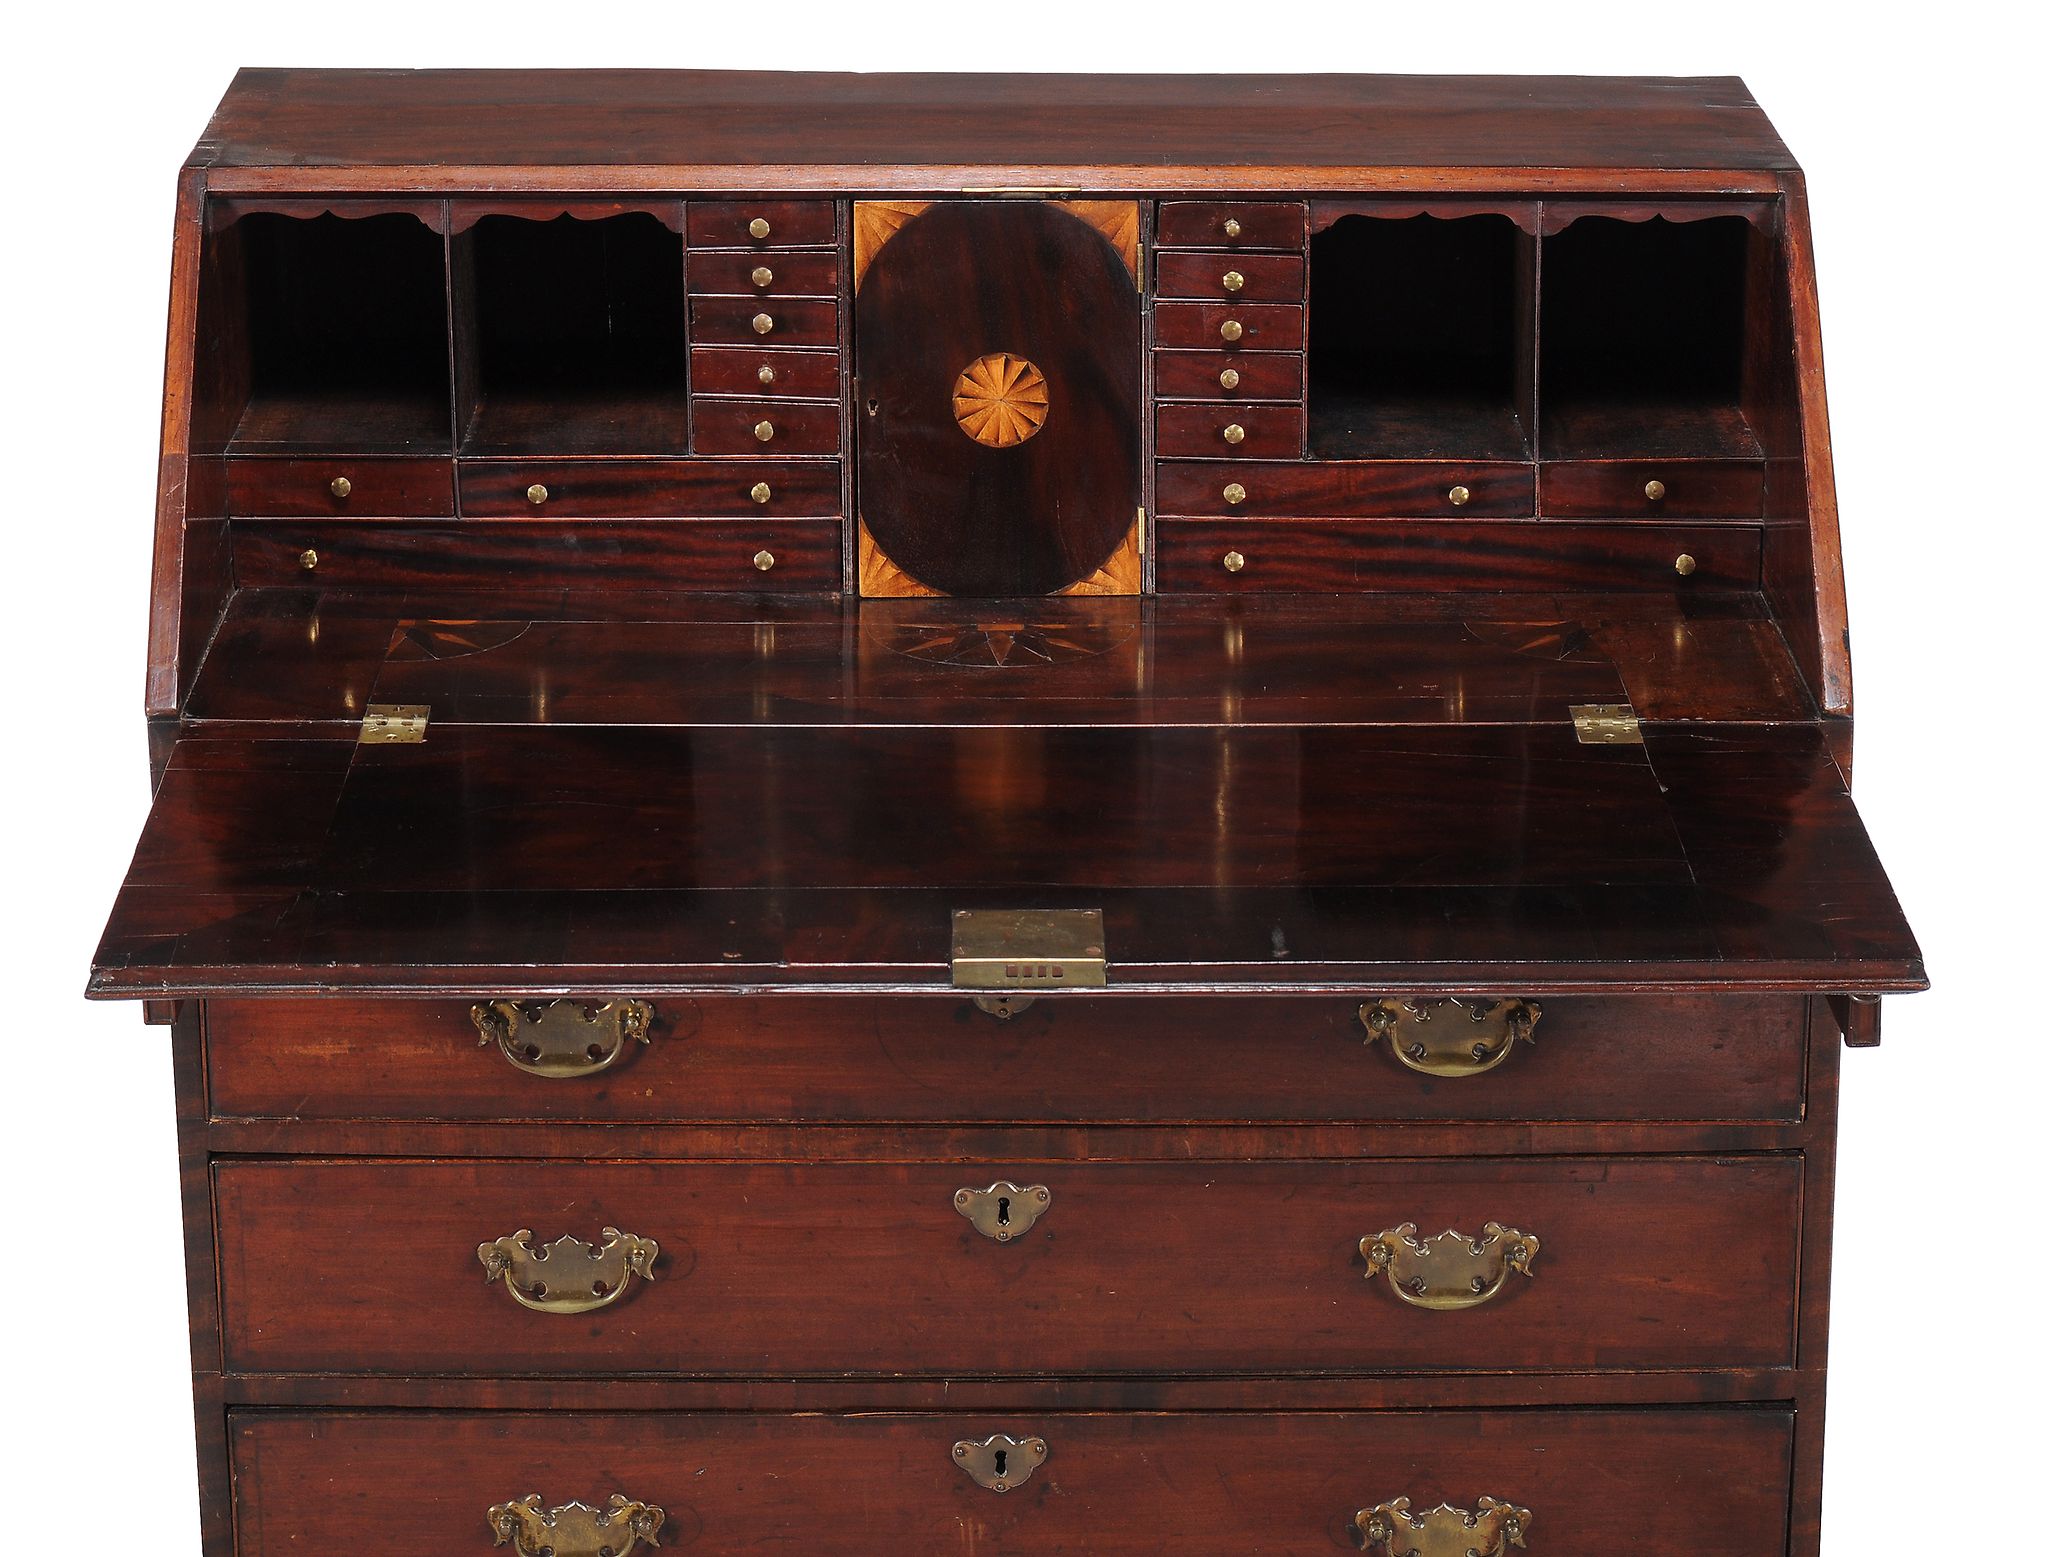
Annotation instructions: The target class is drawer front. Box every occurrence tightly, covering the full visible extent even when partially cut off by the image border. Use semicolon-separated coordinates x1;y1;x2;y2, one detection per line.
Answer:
687;199;838;249
691;398;841;455
1154;349;1304;403
204;995;1808;1125
1156;403;1304;459
1541;460;1766;520
223;456;455;517
1152;300;1303;351
1155;199;1308;250
687;249;841;297
1157;459;1534;517
235;1408;1793;1557
1154;250;1305;302
691;346;842;399
458;459;840;517
214;1155;1801;1374
691;294;840;348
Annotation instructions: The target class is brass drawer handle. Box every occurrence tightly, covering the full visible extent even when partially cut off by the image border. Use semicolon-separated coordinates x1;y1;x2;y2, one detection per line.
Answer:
1222;422;1246;444
471;998;654;1078
1218;366;1241;390
955;1181;1051;1242
1358;1495;1532;1555
748;216;772;240
953;1433;1048;1492
753;418;776;442
1222;268;1245;292
1223;216;1243;239
328;474;352;499
1219;318;1244;342
1644;477;1667;501
526;483;549;506
752;311;775;335
750;264;774;287
1222;481;1247;505
479;1228;659;1314
1362;1223;1539;1311
1359;996;1541;1078
489;1494;666;1557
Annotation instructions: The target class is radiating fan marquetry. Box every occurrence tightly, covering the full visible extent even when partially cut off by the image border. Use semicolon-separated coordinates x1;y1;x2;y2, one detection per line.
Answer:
852;201;930;290
1055;200;1142;279
952;352;1050;448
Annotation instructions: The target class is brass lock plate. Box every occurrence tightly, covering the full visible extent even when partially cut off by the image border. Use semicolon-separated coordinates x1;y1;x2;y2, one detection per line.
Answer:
951;908;1106;989
952;1433;1048;1492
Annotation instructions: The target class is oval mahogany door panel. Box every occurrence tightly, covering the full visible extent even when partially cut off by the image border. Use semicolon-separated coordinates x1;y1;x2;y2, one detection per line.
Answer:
855;200;1141;595
214;1155;1801;1375
233;1408;1794;1557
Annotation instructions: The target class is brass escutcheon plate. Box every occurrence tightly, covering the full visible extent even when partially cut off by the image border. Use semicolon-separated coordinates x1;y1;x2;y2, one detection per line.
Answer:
955;1181;1052;1242
953;1433;1048;1492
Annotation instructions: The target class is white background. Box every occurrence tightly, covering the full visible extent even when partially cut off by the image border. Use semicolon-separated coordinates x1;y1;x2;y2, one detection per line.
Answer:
2;4;2040;1548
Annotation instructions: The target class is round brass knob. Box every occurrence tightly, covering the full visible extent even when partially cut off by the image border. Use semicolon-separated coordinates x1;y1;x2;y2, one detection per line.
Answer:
1219;319;1244;343
1223;217;1243;239
748;217;771;240
1222;269;1245;293
1675;553;1698;576
525;483;548;506
750;265;774;288
1222;482;1247;506
328;475;352;500
298;548;319;571
757;363;776;384
752;312;775;335
1222;423;1246;445
750;482;772;504
1218;367;1241;390
753;420;776;443
1644;478;1668;502
1222;549;1246;573
1447;484;1471;507
752;549;776;572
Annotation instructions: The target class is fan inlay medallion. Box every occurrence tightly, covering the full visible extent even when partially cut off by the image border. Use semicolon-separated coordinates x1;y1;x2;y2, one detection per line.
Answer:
952;352;1049;447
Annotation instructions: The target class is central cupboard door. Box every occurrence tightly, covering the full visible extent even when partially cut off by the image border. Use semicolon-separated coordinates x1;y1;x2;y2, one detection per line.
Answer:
854;199;1143;596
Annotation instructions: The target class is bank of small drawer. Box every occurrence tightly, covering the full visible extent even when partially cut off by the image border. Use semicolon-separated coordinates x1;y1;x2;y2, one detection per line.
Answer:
1157;459;1533;517
691;294;840;348
686;199;837;249
222;456;454;517
692;346;841;400
213;1153;1801;1375
691;397;840;455
1156;199;1307;250
1154;349;1304;403
457;458;841;516
1541;459;1766;520
1152;301;1303;352
234;1407;1793;1555
1156;403;1303;459
687;249;841;298
1154;250;1304;302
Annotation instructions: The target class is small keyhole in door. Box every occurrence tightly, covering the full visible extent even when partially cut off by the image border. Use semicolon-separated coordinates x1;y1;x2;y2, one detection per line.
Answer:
867;398;880;417
992;1448;1009;1477
996;1196;1012;1226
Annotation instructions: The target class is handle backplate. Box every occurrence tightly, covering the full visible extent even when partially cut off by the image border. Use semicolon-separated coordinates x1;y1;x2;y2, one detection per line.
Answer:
1361;1222;1539;1311
1358;1496;1532;1556
1359;997;1541;1078
478;1228;659;1314
488;1495;665;1557
471;998;654;1078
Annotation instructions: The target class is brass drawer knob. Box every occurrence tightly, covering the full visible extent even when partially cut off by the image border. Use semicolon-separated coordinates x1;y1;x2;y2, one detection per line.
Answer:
328;475;352;500
757;362;777;384
953;1434;1048;1493
1447;484;1471;506
1219;318;1244;343
1222;422;1246;445
1360;996;1540;1078
471;998;655;1079
1222;268;1245;292
1223;216;1243;239
1222;481;1247;505
955;1181;1051;1242
1222;549;1246;573
752;312;775;335
1358;1497;1531;1557
1218;366;1241;390
748;216;772;240
753;419;776;443
750;264;774;287
298;548;319;571
489;1494;666;1557
525;483;548;507
750;481;772;505
752;549;777;572
478;1227;659;1314
1644;477;1667;501
1675;552;1698;576
1361;1222;1540;1311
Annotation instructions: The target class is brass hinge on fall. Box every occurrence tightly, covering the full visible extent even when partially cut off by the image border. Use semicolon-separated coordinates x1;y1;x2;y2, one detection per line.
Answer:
951;908;1107;989
359;704;429;744
1569;703;1642;745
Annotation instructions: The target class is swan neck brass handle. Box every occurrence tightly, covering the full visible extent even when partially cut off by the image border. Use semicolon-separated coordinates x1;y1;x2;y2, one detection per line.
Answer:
1359;997;1540;1078
472;998;654;1078
1361;1222;1539;1311
489;1495;666;1557
1358;1496;1532;1556
478;1228;659;1314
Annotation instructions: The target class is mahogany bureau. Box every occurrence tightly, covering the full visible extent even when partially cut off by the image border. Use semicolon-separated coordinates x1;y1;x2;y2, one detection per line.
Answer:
92;71;1923;1557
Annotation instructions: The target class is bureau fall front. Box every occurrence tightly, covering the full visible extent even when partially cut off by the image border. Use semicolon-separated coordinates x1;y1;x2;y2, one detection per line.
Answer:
91;70;1921;1557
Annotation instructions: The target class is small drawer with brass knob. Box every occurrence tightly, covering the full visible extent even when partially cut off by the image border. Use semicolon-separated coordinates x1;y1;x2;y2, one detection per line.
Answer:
1155;460;1532;518
1152;301;1304;352
689;294;840;348
685;199;837;249
1155;403;1304;459
690;346;841;399
1154;250;1305;303
455;459;843;517
223;457;456;518
1538;460;1764;520
686;249;840;297
1153;349;1304;402
1155;199;1308;250
690;398;841;456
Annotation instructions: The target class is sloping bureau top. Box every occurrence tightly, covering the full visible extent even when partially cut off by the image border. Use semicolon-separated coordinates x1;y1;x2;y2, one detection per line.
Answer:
191;70;1797;189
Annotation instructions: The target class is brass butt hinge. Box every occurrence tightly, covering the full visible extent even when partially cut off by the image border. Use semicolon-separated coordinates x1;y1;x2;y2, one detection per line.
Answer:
952;908;1107;989
1569;703;1642;745
359;704;429;744
1136;506;1147;555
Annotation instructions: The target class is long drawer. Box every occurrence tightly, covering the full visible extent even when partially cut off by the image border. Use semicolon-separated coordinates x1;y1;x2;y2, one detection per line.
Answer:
203;994;1808;1124
213;1154;1802;1375
233;1407;1794;1556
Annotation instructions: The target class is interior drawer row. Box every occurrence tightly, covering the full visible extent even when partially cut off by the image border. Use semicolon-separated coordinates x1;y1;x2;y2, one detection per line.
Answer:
217;456;841;517
1156;458;1767;518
